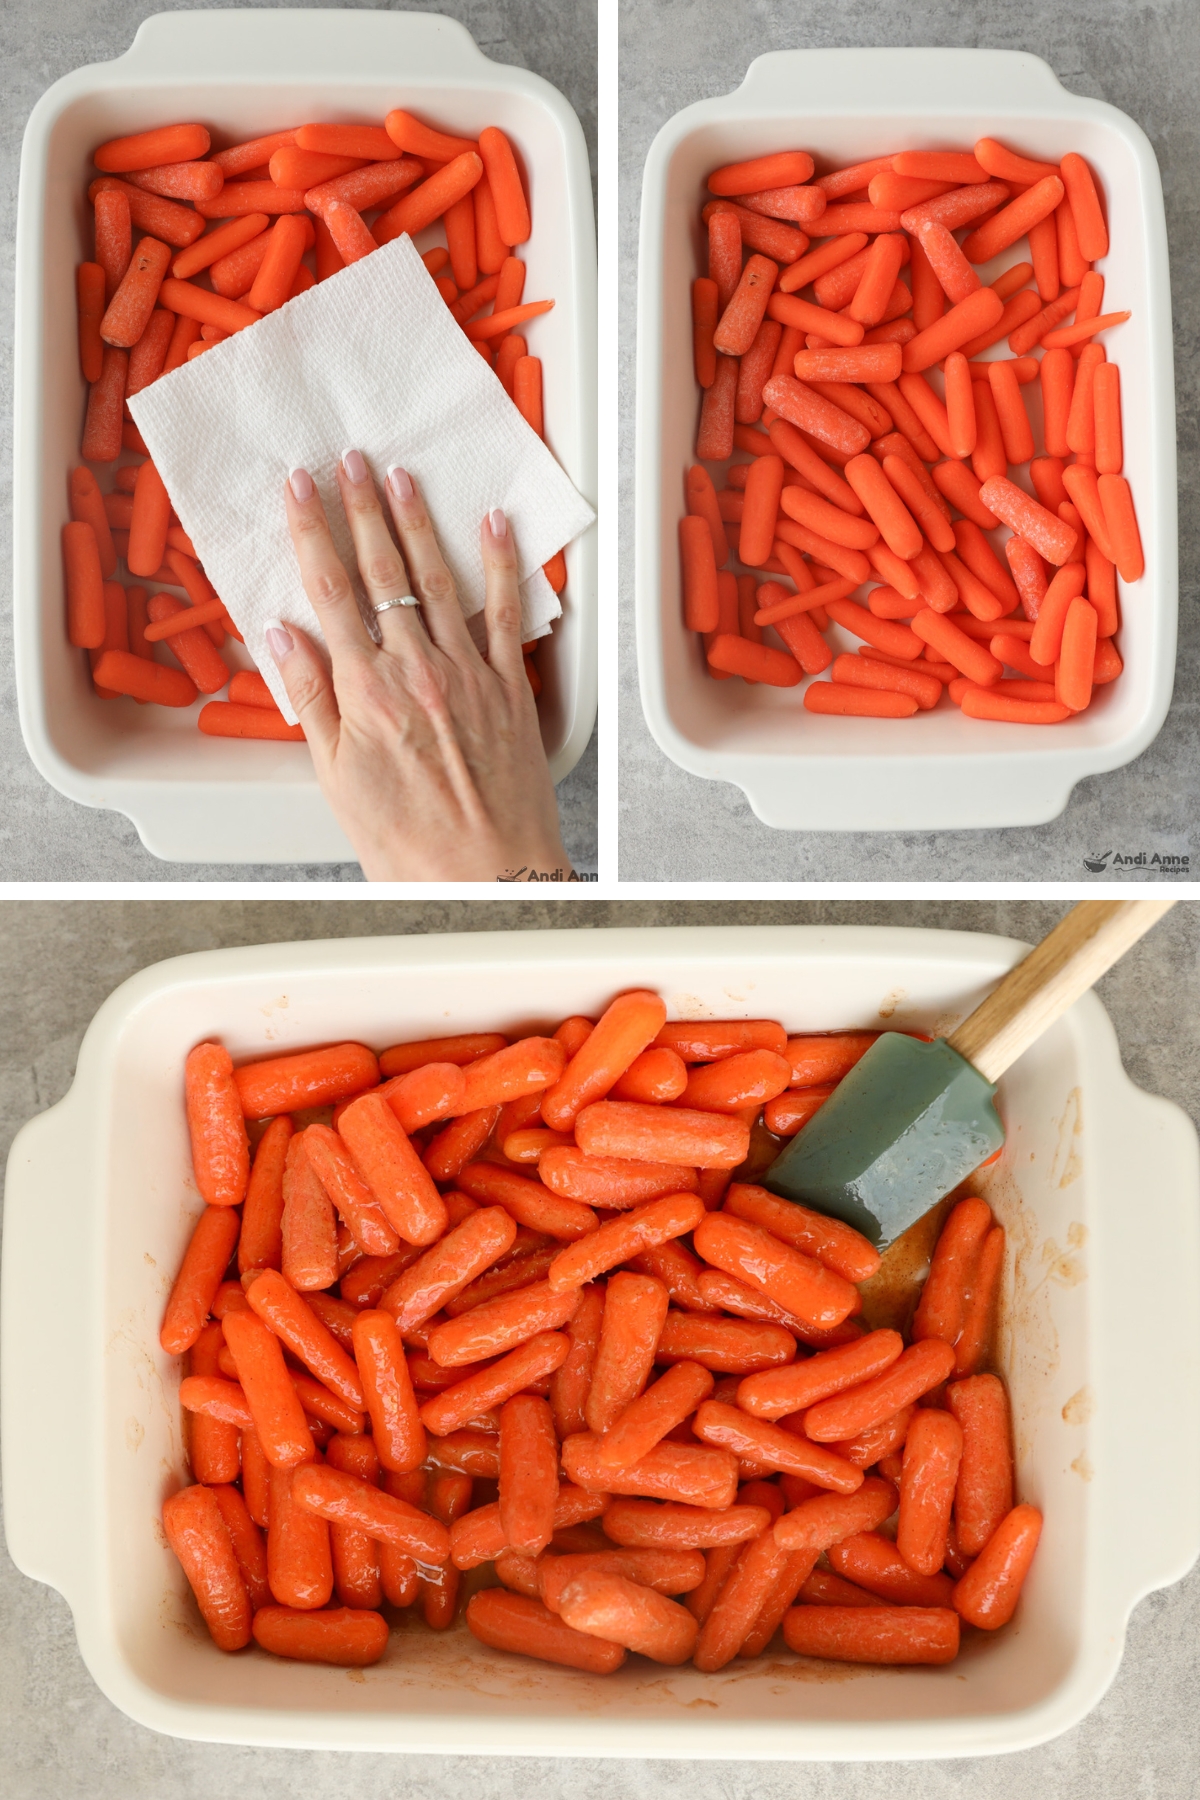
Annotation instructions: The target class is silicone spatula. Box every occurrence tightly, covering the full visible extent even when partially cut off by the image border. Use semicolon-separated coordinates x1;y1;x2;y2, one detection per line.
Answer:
764;900;1175;1247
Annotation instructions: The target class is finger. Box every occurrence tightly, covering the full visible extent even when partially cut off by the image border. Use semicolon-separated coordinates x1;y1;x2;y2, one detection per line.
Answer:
284;466;375;663
480;508;527;683
264;615;340;769
335;449;424;654
383;466;479;660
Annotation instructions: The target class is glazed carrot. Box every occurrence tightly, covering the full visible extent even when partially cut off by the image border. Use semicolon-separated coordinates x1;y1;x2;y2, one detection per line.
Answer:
896;1409;963;1576
455;1162;596;1241
351;1310;425;1474
605;1500;771;1554
419;1331;571;1437
946;1374;1014;1556
694;1213;858;1332
706;635;803;686
1098;474;1144;581
497;1394;559;1557
424;1430;502;1480
783;1604;959;1664
536;991;667;1133
235;1044;379;1108
82;345;128;461
187;1326;241;1484
292;1464;449;1568
952;1222;1005;1378
593;1361;714;1474
245;1268;364;1408
562;1433;738;1510
126;459;172;577
738;1331;904;1425
221;1308;312;1467
580;1270;668;1433
466;1589;625;1673
554;1571;697;1665
575;1100;751;1171
547;1192;705;1294
773;1476;897;1555
428;1276;582;1367
423;1106;502;1183
281;1135;337;1291
911;1196;993;1346
252;1604;388;1665
206;1481;270;1610
977;476;1078;564
805;1340;957;1444
381;1062;466;1133
691;276;719;388
337;1090;447;1246
381;1032;507;1077
298;1125;396;1257
762;1086;836;1135
184;1041;249;1208
92;187;132;307
159;1205;241;1355
374;153;484;244
538;1148;699;1209
692;1401;864;1493
380;1207;516;1334
450;1483;606;1570
954;1503;1042;1628
162;1484;252;1651
236;1115;293;1274
180;1374;254;1427
657;1313;797;1377
611;1047;689;1104
898;286;1002;374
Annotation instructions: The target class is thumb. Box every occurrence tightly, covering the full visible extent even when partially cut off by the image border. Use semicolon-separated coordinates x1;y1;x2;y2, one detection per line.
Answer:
264;618;340;763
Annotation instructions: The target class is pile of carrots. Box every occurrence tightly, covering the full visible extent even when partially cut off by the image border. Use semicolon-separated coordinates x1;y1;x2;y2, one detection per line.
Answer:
69;111;561;731
683;140;1141;723
161;990;1040;1674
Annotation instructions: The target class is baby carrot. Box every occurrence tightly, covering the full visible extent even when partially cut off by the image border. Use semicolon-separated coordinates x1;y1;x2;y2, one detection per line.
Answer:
1092;363;1122;474
147;594;229;692
1056;597;1098;712
338;1090;447;1246
538;1148;698;1209
160;1204;242;1354
466;1589;625;1674
739;1330;902;1422
805;1341;957;1444
695;1213;858;1331
1059;152;1108;261
93;187;131;304
381;1206;516;1333
89;175;206;247
692;277;719;387
384;108;476;160
498;1394;558;1556
897;1409;962;1576
541;991;668;1132
693;1401;863;1493
561;1434;738;1510
82;346;128;461
62;521;106;647
126;460;172;577
593;1361;713;1473
584;1271;670;1433
252;1604;388;1666
783;1604;959;1664
185;1041;250;1207
197;703;305;741
247;214;310;311
978;476;1079;564
902;287;1004;373
477;126;530;245
696;354;738;460
99;236;170;349
419;1331;571;1437
1098;474;1144;581
961;175;1064;264
281;1134;337;1292
292;1464;449;1565
954;1504;1043;1628
465;299;554;343
238;1114;292;1274
351;1309;425;1474
95;122;210;172
158;277;261;334
162;1484;252;1651
221;1308;312;1467
374;152;484;245
76;262;106;381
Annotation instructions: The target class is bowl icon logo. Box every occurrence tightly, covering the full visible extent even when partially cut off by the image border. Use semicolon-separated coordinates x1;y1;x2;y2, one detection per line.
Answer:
1083;850;1113;872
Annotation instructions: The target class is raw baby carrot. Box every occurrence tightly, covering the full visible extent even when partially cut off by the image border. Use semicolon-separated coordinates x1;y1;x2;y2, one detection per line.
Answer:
89;176;207;247
93;188;131;303
147;594;229;692
158;277;261;333
62;522;106;647
374;152;483;245
384;108;477;161
76;262;106;380
127;460;172;577
92;649;196;706
477;127;530;246
82;346;128;461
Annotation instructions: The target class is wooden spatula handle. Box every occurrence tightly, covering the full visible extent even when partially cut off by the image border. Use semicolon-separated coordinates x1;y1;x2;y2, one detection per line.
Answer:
947;899;1176;1082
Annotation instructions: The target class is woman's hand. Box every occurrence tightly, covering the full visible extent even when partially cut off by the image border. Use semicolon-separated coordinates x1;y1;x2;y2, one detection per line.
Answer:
268;451;570;880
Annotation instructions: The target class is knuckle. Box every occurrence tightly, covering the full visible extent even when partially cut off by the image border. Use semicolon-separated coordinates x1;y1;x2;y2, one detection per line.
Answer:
362;549;407;591
284;668;326;720
292;509;329;540
309;567;353;610
416;566;457;606
489;599;522;637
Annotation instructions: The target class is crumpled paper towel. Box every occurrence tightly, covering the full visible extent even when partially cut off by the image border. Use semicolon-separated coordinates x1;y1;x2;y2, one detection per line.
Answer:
129;233;595;721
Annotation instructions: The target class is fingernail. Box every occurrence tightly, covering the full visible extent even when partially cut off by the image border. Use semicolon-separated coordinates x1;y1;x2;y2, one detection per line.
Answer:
264;617;294;661
387;465;414;501
289;467;314;502
341;447;368;485
489;507;508;540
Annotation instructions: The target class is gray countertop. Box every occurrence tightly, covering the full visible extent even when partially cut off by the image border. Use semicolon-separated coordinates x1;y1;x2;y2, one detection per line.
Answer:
2;897;1198;1797
618;0;1199;882
0;0;597;880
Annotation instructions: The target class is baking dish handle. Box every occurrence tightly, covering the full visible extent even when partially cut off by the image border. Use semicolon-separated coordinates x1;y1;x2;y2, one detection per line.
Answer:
110;7;497;83
1093;1083;1200;1609
732;45;1071;115
1;1097;98;1607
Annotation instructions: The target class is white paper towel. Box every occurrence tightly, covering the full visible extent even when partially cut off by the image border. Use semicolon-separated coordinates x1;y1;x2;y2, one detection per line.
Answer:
129;235;595;722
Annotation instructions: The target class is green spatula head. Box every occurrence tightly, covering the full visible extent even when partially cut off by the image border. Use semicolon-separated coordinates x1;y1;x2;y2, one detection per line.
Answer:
764;1033;1004;1248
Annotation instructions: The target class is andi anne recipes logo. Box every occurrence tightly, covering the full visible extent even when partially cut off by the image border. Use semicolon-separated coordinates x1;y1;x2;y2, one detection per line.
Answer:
1083;849;1190;872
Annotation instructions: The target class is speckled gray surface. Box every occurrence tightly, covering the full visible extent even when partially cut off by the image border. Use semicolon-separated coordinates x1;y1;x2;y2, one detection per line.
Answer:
2;897;1199;1796
0;0;597;880
618;0;1199;882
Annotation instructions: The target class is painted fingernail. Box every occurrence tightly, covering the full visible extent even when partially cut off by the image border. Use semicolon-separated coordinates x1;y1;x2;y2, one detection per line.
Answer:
289;467;314;502
387;465;414;501
341;447;368;485
264;617;294;661
489;507;508;540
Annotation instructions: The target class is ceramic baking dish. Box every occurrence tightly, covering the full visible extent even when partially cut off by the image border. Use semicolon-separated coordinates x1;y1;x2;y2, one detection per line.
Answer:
4;924;1198;1757
13;9;597;863
635;48;1176;830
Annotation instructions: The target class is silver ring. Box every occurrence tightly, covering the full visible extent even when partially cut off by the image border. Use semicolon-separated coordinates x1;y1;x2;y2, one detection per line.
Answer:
372;594;419;614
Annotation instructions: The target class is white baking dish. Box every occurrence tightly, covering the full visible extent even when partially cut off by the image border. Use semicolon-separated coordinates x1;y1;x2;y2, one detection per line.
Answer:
3;924;1197;1758
14;9;597;863
635;49;1176;830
